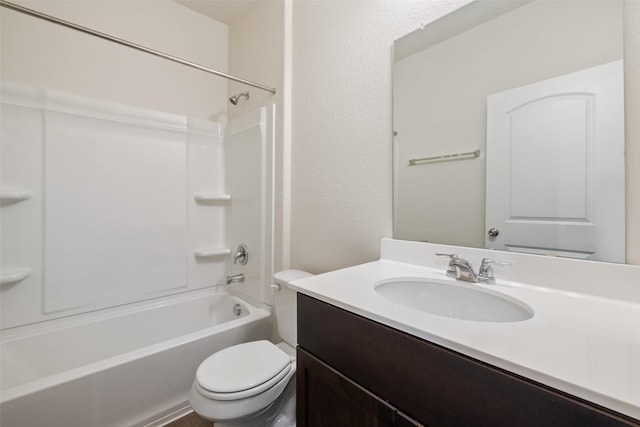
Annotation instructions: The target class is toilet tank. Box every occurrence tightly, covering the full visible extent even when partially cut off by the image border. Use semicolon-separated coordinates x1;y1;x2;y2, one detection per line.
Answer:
273;270;313;347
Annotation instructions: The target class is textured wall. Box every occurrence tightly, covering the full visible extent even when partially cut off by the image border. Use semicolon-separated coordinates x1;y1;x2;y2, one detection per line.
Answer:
0;0;228;119
290;0;471;273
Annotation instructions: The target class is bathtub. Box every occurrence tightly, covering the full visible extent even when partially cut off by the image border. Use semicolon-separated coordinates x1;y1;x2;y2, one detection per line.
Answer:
0;289;272;427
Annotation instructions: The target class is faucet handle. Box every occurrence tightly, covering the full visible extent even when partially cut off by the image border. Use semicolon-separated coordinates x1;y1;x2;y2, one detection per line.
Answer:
436;253;458;277
478;258;510;284
233;244;248;265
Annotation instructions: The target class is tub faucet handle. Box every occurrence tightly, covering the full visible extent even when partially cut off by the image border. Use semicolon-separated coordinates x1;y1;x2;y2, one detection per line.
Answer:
233;244;248;265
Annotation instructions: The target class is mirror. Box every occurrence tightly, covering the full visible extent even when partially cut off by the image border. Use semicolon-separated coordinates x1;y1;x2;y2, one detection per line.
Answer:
393;0;628;263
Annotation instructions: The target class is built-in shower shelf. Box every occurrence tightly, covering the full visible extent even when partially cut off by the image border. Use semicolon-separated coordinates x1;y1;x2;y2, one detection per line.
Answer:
193;248;231;258
1;268;32;286
193;193;231;202
0;189;33;203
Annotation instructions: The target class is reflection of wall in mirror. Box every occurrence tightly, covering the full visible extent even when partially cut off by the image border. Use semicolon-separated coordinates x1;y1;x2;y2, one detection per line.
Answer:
625;0;640;265
393;1;622;250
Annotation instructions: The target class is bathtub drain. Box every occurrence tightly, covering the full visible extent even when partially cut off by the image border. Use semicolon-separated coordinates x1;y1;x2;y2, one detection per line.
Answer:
233;303;242;316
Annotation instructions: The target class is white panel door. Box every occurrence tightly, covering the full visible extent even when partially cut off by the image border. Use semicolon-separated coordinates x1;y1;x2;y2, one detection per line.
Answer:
485;60;624;262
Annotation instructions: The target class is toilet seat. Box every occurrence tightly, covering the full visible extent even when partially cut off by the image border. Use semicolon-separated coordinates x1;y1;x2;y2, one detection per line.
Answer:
196;340;292;401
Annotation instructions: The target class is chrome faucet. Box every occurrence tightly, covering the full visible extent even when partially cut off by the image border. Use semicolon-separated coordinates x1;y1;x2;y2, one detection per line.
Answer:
436;254;510;284
450;257;479;283
478;258;511;284
436;253;478;283
226;273;245;285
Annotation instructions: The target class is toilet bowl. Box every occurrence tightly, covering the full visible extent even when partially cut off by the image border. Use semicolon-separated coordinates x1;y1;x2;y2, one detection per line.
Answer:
189;270;312;426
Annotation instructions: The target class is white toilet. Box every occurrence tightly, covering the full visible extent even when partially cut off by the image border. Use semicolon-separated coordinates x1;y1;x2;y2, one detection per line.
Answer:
189;270;313;426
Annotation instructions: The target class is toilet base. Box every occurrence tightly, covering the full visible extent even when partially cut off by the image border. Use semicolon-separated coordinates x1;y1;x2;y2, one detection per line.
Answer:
195;377;296;427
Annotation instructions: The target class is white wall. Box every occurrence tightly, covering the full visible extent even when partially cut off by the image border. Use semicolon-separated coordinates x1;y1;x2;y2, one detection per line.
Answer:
0;0;228;119
290;0;640;272
290;0;471;273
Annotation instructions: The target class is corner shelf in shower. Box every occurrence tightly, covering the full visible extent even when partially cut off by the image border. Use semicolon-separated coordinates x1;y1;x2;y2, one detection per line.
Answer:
193;247;232;258
193;193;231;202
0;189;33;204
1;268;32;286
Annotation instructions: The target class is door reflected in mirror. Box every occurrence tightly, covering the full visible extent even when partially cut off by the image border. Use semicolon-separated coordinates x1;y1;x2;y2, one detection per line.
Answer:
393;0;627;263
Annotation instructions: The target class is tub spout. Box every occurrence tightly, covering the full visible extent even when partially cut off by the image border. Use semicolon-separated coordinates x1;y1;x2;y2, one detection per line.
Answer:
226;273;245;285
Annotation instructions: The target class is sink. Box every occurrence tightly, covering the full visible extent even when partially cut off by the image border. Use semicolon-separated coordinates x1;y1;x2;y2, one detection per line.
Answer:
375;278;533;322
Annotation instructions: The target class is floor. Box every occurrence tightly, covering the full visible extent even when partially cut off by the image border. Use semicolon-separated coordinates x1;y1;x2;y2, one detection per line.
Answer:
166;411;213;427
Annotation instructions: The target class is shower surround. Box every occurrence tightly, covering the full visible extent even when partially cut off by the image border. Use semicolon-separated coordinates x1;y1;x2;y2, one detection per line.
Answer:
0;82;275;425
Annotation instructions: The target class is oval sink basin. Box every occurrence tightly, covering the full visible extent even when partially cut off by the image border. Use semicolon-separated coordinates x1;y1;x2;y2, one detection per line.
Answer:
375;278;533;322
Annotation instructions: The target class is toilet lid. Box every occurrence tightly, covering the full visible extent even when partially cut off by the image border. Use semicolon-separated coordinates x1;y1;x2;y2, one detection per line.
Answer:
196;340;291;394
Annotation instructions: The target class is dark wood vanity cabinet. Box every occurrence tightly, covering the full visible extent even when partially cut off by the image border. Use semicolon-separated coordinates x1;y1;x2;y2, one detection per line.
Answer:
297;348;399;426
297;347;424;426
296;293;640;427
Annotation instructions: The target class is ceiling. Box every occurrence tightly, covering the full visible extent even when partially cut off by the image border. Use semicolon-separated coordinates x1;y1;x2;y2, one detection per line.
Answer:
175;0;254;24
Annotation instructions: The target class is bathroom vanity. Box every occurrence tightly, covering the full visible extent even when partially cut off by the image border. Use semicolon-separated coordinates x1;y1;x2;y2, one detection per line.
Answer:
292;239;640;426
297;294;635;426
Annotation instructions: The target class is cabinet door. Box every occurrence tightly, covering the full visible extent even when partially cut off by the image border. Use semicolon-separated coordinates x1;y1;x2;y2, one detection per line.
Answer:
297;348;396;427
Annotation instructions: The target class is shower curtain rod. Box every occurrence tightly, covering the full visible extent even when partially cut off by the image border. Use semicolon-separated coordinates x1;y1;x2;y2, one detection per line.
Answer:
0;0;277;95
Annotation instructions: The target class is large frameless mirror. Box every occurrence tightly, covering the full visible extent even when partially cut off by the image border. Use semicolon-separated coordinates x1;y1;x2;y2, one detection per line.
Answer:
393;0;629;264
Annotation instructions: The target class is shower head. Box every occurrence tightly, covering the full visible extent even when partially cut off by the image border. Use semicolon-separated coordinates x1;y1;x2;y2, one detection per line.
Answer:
229;91;250;105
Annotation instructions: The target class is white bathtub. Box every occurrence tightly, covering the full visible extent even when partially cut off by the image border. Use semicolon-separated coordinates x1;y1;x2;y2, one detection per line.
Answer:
0;290;271;427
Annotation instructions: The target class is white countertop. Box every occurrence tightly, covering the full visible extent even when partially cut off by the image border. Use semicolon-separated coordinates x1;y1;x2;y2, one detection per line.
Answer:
289;239;640;420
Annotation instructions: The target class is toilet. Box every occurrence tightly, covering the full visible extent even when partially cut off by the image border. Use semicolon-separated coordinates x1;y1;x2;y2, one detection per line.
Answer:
189;270;313;426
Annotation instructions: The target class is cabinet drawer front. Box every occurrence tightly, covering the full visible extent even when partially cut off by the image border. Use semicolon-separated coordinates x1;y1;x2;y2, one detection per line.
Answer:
298;294;639;427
